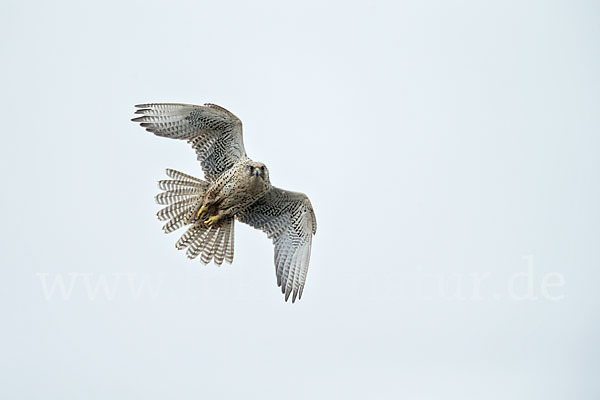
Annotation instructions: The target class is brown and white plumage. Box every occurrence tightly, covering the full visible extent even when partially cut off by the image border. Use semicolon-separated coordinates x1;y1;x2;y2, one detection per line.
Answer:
132;103;317;302
237;188;316;302
133;103;246;180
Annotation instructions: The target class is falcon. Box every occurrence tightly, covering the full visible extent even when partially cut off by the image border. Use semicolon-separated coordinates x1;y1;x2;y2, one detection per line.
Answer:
132;103;317;302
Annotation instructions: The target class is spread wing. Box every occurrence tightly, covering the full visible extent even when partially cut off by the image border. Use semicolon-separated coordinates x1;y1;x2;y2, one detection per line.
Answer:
132;103;246;180
237;187;317;303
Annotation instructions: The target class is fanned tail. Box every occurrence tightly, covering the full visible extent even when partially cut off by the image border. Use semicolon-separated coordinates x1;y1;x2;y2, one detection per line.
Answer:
176;217;235;265
155;169;208;232
155;168;235;265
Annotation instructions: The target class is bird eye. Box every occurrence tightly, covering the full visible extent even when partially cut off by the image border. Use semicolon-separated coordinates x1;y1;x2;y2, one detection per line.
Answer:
249;166;254;174
261;166;265;172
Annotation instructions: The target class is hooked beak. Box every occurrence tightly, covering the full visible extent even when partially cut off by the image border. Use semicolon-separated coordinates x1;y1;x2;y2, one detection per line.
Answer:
253;167;261;177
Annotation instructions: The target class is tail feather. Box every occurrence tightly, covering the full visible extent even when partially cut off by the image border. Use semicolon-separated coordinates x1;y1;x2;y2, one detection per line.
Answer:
212;227;227;266
200;227;219;264
202;218;234;265
165;168;204;183
157;197;198;221
176;225;202;250
187;227;212;259
224;221;235;264
155;188;200;205
154;168;235;265
158;179;205;191
162;207;195;233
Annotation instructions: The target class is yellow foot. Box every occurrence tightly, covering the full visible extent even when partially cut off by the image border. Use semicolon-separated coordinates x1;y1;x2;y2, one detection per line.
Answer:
196;204;208;219
204;215;221;226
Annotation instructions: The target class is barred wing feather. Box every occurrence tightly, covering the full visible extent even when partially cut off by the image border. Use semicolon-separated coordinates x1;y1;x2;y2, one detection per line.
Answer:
237;188;317;303
132;103;246;180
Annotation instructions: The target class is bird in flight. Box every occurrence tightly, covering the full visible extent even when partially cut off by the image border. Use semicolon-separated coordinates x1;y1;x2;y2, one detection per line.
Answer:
132;103;317;302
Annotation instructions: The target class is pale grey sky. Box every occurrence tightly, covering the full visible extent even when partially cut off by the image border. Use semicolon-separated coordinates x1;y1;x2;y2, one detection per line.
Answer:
1;0;599;399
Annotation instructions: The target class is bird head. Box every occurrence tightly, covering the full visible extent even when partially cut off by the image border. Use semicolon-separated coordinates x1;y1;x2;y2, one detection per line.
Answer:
248;162;270;183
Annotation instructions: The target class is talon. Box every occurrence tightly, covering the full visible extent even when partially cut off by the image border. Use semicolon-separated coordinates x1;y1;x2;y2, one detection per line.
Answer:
204;215;220;226
196;204;208;219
